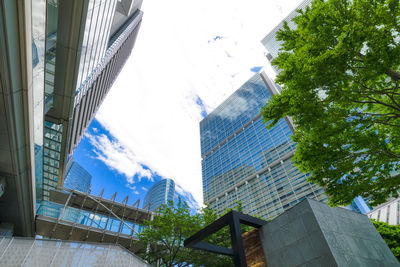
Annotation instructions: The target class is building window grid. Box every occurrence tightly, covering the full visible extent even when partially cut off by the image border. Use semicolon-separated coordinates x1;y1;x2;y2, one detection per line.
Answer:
43;122;62;200
202;74;327;219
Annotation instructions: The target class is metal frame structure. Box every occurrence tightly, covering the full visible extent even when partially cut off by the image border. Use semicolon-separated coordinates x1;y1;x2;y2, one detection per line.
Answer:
36;188;155;253
184;211;266;267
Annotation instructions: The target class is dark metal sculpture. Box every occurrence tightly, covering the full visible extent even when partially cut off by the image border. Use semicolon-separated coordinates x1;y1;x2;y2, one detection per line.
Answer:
184;210;266;267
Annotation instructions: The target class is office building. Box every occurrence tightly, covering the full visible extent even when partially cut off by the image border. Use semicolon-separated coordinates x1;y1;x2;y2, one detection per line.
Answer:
143;179;175;211
367;197;400;225
0;0;143;238
41;0;144;201
64;157;92;193
200;72;327;219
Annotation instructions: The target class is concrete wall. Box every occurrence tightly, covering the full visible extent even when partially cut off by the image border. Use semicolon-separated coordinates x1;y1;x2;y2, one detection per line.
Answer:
259;198;399;267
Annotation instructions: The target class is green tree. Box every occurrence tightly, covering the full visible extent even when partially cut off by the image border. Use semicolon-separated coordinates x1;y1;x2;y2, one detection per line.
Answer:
372;219;400;260
137;198;234;267
261;0;400;206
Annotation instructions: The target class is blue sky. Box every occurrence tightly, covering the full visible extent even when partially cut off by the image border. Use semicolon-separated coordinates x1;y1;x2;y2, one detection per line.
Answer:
71;0;302;208
73;119;155;203
74;119;199;209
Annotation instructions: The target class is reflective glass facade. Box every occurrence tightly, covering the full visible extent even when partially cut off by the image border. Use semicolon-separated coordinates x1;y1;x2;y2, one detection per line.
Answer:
143;179;175;211
261;0;312;68
43;0;58;112
64;157;92;193
42;122;62;200
35;1;143;202
32;0;46;203
37;201;142;236
76;0;118;93
200;73;327;219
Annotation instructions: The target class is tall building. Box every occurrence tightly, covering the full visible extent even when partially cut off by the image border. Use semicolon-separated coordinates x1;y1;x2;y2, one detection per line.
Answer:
143;179;175;211
64;157;92;193
261;0;312;71
0;0;143;237
200;73;327;219
41;0;144;201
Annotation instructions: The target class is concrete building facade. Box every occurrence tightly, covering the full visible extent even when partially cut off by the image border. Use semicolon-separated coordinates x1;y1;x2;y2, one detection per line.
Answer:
368;197;400;225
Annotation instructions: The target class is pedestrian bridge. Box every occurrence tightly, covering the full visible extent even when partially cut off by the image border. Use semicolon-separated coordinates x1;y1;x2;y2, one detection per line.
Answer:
35;189;157;253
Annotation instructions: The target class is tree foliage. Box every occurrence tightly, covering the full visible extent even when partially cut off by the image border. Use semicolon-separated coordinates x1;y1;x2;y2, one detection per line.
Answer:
137;198;246;267
261;0;400;206
372;219;400;260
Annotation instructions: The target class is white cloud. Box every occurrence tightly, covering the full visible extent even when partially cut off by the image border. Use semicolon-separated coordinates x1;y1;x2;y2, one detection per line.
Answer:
141;186;148;191
175;184;201;211
85;133;153;184
126;184;136;190
95;0;304;205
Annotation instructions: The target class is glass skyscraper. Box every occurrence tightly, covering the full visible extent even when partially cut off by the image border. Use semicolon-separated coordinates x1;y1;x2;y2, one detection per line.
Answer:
200;73;327;219
143;179;175;211
41;0;144;201
64;157;92;193
0;0;143;237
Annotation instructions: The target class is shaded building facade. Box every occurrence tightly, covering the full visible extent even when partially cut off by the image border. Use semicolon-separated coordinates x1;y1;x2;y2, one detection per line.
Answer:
143;179;175;211
0;0;144;236
41;0;144;201
200;73;327;219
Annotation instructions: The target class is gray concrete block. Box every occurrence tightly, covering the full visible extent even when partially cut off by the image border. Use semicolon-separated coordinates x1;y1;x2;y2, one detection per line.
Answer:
317;253;337;267
289;217;307;241
301;212;319;234
296;237;316;262
330;251;349;267
286;244;303;266
259;199;399;267
304;257;322;267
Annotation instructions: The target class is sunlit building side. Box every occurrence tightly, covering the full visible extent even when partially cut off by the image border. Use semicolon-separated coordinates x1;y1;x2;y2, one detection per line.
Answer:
200;73;327;220
143;179;175;211
64;157;92;193
368;197;400;225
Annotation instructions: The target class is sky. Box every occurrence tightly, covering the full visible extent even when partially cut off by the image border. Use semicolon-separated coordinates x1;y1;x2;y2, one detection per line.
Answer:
73;0;304;209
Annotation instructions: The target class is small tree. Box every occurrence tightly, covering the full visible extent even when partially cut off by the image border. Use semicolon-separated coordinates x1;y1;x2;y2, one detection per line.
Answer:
137;198;234;267
261;0;400;206
372;219;400;260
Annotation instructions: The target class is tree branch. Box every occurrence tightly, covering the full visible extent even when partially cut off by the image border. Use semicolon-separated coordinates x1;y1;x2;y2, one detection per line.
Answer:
375;120;400;128
365;95;400;113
